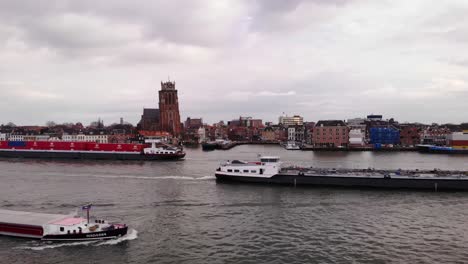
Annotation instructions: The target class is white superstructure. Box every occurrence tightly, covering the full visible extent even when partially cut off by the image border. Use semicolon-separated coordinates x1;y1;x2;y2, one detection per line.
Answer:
143;139;181;155
216;156;281;178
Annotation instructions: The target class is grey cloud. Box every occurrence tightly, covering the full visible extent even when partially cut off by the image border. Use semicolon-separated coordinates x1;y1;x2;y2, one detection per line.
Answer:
0;0;467;125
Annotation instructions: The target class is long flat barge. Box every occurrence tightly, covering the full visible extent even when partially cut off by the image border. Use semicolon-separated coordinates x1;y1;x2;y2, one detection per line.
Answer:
0;140;185;160
215;156;468;191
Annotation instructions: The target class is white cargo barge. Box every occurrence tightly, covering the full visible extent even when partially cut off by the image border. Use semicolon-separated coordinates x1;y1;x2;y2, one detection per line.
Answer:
0;205;128;241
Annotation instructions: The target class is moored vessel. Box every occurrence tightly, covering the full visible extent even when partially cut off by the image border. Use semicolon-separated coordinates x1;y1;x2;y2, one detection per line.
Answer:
0;204;128;241
0;139;185;160
417;144;468;154
215;156;468;191
284;141;301;150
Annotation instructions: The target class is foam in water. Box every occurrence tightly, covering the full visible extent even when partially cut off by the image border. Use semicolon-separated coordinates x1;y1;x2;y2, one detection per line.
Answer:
16;229;138;251
96;228;138;246
48;173;216;181
17;241;95;251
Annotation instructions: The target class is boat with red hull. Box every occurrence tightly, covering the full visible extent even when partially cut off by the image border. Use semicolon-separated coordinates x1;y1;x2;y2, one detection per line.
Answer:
0;205;128;241
0;139;185;160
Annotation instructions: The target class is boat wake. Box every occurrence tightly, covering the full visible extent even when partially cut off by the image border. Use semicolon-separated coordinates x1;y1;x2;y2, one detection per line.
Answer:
16;229;138;251
17;240;96;251
96;228;138;245
46;173;216;181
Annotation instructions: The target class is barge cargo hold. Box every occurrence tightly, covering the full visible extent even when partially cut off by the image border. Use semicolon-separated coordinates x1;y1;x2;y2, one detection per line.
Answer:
215;156;468;191
0;139;185;160
0;206;128;241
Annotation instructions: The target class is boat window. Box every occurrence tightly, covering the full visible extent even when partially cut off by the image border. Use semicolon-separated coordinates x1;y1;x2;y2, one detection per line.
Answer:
261;159;278;163
243;170;249;173
234;169;240;172
227;169;232;172
251;170;257;173
60;227;64;232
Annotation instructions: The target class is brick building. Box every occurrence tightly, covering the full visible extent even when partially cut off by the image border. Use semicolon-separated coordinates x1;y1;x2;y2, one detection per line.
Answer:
399;125;421;146
312;120;349;147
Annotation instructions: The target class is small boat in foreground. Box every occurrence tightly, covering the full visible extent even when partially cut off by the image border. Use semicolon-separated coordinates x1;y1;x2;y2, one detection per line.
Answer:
215;156;468;191
0;204;128;241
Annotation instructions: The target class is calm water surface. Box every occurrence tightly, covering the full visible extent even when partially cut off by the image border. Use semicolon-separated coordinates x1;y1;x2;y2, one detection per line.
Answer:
0;145;467;263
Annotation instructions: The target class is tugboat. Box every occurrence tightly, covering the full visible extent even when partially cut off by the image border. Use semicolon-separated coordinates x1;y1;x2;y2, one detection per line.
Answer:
215;156;468;191
0;204;128;241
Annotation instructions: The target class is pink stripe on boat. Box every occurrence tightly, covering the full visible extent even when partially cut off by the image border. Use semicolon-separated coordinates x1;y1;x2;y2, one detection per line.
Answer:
50;217;85;226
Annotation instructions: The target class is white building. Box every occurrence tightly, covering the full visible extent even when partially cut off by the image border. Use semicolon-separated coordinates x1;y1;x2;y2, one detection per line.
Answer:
347;118;366;129
288;127;296;141
349;129;365;146
62;133;108;143
287;126;305;142
279;115;303;127
23;135;50;141
0;133;8;141
9;134;24;141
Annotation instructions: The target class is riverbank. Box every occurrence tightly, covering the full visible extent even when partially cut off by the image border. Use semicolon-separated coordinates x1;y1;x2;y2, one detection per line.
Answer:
200;141;420;152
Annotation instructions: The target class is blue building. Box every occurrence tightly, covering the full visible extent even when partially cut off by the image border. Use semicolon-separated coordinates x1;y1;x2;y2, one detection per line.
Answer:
369;126;400;145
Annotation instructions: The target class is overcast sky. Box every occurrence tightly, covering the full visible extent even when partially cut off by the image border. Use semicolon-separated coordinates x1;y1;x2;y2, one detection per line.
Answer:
1;0;467;126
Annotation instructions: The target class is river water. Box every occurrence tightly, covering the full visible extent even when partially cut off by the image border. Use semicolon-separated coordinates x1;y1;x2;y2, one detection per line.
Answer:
0;145;467;263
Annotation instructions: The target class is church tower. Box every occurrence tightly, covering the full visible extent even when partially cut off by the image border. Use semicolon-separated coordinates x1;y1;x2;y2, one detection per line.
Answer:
159;81;181;137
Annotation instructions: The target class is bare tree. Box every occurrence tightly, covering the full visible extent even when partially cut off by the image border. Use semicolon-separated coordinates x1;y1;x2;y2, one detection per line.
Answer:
46;121;57;127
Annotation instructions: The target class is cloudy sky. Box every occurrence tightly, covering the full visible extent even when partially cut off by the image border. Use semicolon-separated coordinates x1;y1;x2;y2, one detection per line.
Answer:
1;0;467;126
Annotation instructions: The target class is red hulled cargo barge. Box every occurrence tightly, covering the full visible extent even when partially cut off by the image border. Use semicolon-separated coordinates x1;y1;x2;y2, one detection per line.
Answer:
0;139;185;160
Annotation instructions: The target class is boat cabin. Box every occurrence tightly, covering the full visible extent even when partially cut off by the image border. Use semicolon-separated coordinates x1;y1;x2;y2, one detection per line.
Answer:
218;156;281;177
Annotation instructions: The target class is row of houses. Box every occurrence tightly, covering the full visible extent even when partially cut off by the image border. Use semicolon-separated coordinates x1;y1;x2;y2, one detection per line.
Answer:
181;114;467;148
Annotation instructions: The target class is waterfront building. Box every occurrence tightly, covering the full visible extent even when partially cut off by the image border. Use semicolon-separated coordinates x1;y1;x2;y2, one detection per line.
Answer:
9;134;24;141
447;131;468;149
228;126;248;141
287;125;305;143
312;120;349;147
184;118;203;129
347;118;367;129
349;129;365;146
23;135;50;141
197;127;206;143
279;115;303;127
367;114;383;121
421;127;451;145
0;133;8;140
304;122;316;145
369;126;400;145
183;117;204;144
399;125;421;146
62;133;108;143
261;126;276;141
107;134;133;143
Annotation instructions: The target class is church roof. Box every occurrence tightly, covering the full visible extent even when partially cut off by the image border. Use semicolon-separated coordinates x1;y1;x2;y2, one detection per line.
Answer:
142;108;160;119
